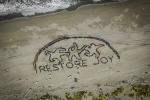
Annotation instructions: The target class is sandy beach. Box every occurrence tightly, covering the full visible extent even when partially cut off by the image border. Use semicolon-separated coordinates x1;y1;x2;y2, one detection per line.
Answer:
0;0;150;100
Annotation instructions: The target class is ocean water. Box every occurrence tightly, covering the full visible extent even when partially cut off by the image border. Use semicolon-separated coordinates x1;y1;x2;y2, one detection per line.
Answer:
0;0;126;18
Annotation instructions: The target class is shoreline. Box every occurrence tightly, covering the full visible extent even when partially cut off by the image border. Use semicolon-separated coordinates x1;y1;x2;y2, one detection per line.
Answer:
0;0;124;22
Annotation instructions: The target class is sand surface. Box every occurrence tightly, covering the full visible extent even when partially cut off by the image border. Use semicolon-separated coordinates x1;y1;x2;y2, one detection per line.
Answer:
0;0;150;100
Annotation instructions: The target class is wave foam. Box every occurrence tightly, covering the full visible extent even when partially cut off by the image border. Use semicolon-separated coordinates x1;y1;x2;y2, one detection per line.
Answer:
0;0;126;17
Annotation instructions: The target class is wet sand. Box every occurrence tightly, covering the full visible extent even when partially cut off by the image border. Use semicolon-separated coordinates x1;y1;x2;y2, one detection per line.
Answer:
0;0;150;100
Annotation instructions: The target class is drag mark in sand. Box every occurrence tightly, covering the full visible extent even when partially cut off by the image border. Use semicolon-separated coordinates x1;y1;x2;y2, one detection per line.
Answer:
33;36;120;73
